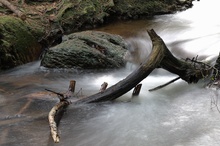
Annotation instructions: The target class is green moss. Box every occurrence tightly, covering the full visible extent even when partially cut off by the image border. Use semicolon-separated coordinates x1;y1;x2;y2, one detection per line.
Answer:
0;16;36;53
0;16;41;70
56;3;74;20
82;4;96;14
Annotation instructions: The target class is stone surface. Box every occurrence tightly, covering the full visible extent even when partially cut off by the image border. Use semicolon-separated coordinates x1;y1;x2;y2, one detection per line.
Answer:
41;31;127;69
0;16;42;70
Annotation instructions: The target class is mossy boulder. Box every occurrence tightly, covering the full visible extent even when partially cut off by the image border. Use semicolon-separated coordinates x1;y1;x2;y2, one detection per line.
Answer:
41;31;127;69
0;16;42;70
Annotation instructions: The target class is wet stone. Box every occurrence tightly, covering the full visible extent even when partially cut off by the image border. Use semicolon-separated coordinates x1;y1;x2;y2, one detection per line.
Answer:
41;31;127;69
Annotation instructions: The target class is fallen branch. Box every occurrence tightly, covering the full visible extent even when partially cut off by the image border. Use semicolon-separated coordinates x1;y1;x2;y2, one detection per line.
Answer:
132;84;142;96
99;82;108;92
207;53;220;88
45;89;66;101
46;29;219;143
149;77;180;92
74;29;208;104
48;100;69;143
48;80;76;143
0;0;26;20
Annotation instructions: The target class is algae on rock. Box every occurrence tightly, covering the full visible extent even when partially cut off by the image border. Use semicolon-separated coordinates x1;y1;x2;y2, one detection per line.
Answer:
0;16;42;70
41;31;127;69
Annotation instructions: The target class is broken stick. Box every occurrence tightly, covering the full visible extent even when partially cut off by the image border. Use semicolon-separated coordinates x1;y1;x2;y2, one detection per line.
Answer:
99;82;108;92
149;77;180;92
48;80;75;143
132;84;142;96
45;89;65;101
65;80;76;98
48;101;69;143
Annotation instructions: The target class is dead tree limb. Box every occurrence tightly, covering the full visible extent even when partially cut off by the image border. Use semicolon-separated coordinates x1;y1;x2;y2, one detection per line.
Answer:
46;29;217;142
207;53;220;88
48;80;75;143
132;84;142;96
74;29;207;104
68;80;76;92
99;82;108;92
149;77;180;92
45;89;66;101
48;101;69;143
0;0;26;20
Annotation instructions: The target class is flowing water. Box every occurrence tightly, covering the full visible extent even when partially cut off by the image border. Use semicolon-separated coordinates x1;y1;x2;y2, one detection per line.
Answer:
1;0;220;146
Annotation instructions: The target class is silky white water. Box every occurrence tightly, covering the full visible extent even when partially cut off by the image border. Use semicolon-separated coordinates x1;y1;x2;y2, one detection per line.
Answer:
1;0;220;146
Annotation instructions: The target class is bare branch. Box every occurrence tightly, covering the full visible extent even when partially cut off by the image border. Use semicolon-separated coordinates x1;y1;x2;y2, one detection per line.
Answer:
149;77;180;92
48;101;69;143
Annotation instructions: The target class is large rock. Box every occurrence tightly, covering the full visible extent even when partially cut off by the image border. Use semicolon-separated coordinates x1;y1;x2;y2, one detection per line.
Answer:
41;31;127;69
0;16;42;70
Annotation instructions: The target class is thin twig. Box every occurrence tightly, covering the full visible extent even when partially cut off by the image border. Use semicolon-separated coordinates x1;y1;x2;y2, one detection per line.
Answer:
149;77;180;92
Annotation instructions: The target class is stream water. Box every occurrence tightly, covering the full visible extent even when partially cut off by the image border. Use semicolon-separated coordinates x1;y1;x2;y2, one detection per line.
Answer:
1;0;220;146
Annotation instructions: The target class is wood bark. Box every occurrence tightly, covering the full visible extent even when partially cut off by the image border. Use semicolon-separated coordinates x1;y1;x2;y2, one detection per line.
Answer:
74;29;204;104
99;82;108;92
0;0;26;20
132;84;142;96
48;80;74;143
68;80;76;93
149;77;180;91
48;101;69;143
207;53;220;88
47;29;216;143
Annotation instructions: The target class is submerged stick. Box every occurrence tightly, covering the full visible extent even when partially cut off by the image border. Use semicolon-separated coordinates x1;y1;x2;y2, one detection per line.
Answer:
149;77;180;92
68;80;76;92
132;84;142;96
45;89;64;97
99;82;108;92
65;80;76;98
48;101;69;143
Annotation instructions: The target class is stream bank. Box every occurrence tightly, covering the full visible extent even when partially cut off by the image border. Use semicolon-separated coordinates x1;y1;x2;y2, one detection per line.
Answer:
0;0;194;70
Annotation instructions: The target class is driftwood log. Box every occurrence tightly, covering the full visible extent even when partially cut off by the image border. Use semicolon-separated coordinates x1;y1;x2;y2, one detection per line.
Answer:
74;29;209;104
48;29;218;143
48;101;69;143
